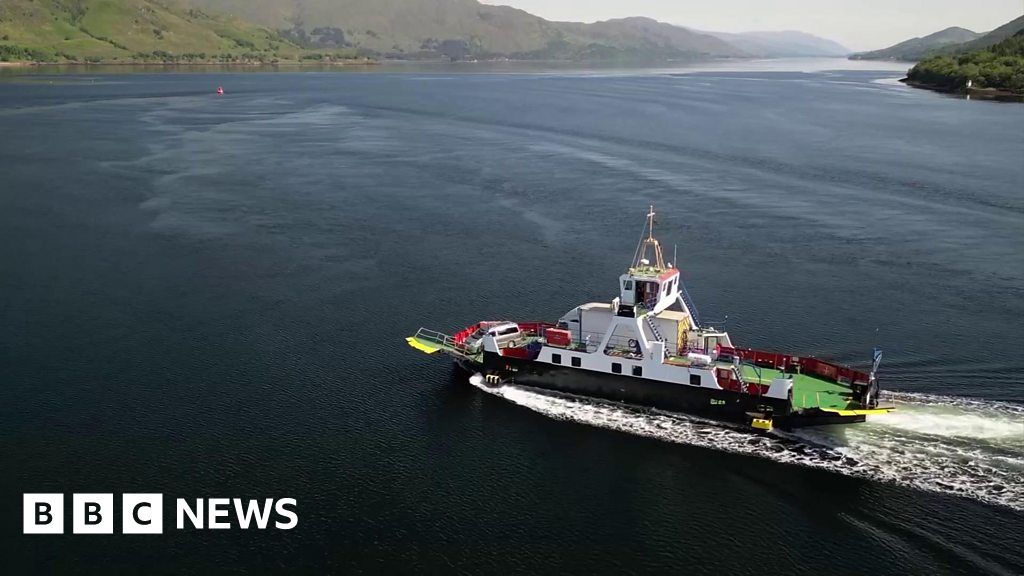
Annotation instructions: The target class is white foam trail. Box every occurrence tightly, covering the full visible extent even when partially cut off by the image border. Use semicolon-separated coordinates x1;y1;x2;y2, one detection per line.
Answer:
873;409;1022;440
472;380;1024;511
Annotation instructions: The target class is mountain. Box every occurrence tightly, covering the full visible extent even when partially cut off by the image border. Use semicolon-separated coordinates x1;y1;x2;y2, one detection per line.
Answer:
852;15;1024;62
0;0;327;63
0;0;748;63
184;0;746;60
957;14;1024;52
707;30;849;57
553;17;744;61
851;26;983;61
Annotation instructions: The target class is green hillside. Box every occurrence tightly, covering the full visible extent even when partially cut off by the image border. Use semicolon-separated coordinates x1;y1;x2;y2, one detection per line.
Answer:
185;0;745;60
906;29;1024;94
0;0;359;63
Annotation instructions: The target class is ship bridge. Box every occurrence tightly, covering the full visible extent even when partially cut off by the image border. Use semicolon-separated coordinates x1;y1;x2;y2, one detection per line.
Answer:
554;206;728;364
616;206;695;321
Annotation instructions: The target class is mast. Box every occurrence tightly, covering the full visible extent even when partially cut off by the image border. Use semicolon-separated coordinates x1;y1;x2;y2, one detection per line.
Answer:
632;205;666;271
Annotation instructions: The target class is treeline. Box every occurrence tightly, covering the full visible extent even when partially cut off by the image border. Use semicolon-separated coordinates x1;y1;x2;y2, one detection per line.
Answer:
0;44;360;64
135;50;278;63
0;44;54;62
907;31;1024;93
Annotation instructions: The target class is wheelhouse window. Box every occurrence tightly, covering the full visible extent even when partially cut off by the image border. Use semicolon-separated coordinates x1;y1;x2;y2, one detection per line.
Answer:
623;280;633;291
612;363;622;374
552;354;562;365
690;374;701;386
632;365;643;376
571;357;581;367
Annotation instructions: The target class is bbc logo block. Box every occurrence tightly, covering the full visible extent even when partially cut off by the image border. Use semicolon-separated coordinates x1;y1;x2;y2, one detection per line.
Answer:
122;494;163;534
23;494;63;534
24;493;164;535
72;493;113;534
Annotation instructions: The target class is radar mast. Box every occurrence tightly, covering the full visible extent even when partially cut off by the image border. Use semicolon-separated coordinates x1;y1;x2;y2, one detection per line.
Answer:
631;205;666;272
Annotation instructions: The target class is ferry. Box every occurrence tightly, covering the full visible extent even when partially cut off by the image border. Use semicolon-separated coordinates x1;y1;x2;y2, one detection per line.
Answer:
407;207;893;431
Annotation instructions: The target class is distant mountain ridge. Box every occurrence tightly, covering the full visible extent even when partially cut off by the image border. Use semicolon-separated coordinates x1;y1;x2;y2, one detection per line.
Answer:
852;15;1024;62
707;30;849;57
184;0;745;60
851;27;982;61
957;15;1024;52
0;0;852;64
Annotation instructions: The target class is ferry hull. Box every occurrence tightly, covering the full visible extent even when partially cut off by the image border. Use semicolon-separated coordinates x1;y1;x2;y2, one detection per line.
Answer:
476;352;794;427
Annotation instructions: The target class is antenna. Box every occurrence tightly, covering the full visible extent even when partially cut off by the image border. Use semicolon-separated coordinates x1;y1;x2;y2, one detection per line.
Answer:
630;215;648;269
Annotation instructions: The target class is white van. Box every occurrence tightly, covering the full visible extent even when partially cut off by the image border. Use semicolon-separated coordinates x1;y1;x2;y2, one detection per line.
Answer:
486;322;522;348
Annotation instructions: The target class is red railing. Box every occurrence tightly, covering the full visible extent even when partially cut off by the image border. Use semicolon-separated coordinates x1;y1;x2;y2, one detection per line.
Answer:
716;345;870;385
452;323;484;346
715;366;769;396
516;321;556;336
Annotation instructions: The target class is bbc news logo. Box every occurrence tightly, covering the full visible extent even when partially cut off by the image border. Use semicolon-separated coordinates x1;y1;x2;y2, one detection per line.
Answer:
24;494;297;534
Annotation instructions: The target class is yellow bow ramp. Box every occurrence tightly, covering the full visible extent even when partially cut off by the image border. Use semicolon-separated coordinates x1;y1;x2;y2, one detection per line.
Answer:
406;336;441;354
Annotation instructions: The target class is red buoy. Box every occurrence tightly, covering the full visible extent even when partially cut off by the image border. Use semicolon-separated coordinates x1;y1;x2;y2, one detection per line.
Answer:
216;86;224;95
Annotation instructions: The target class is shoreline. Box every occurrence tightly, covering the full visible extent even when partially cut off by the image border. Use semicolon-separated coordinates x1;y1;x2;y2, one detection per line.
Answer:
900;77;1023;102
0;59;378;68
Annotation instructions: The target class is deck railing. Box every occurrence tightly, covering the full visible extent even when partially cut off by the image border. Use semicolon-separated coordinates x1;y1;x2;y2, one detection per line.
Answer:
717;345;870;386
413;327;471;355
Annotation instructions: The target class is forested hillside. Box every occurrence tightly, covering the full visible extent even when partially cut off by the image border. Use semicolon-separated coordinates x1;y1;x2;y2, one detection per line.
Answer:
906;30;1024;94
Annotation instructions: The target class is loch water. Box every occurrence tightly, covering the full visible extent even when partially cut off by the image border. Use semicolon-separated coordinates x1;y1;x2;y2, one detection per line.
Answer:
1;59;1022;574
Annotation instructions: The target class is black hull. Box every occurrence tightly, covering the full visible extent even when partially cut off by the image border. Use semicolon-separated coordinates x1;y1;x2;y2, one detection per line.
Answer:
477;352;792;427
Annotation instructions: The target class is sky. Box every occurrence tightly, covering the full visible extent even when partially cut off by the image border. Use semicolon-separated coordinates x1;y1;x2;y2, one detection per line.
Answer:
480;0;1024;51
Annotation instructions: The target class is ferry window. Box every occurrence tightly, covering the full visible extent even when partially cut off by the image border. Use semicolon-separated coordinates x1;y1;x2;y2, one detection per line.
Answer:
552;354;562;365
571;357;581;367
632;365;643;376
690;374;701;386
612;363;622;374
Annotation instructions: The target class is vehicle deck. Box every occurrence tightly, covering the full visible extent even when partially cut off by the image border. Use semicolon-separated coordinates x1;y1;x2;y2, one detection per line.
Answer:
730;364;857;410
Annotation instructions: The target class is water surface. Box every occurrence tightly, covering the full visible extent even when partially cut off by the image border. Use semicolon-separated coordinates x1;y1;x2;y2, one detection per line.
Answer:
1;59;1022;574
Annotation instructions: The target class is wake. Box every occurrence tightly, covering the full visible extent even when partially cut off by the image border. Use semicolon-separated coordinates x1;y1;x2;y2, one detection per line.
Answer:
471;380;1024;511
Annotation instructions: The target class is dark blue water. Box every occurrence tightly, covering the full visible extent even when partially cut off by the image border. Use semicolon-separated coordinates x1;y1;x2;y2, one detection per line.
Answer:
1;60;1022;574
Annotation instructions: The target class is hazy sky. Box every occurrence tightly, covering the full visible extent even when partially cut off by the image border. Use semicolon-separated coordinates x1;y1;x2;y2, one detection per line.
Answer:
482;0;1024;51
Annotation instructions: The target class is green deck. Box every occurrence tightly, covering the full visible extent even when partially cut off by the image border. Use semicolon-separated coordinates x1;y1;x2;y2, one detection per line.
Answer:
732;364;857;410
